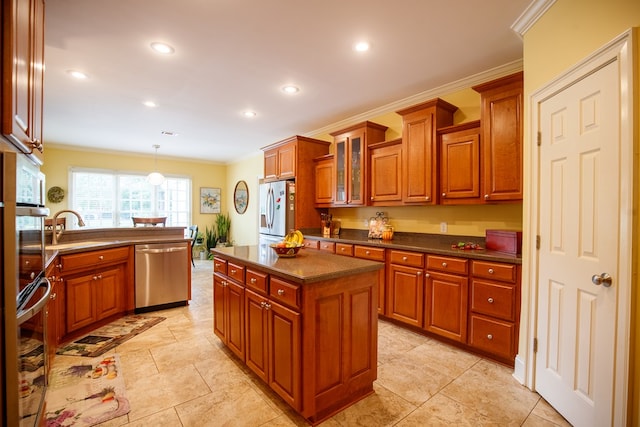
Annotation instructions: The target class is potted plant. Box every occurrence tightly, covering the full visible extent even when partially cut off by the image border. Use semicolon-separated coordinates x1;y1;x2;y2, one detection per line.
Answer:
196;231;204;244
215;212;231;246
204;225;218;259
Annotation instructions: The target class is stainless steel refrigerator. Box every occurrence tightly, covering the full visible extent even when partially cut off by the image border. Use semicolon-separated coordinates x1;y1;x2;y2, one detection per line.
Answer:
259;180;295;240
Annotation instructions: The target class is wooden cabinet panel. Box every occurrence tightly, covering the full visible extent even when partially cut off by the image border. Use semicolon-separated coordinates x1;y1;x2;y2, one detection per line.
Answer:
246;268;268;295
473;72;523;202
269;300;301;410
65;273;97;332
439;121;481;204
277;143;296;179
302;239;319;249
245;289;269;382
470;280;516;322
314;154;334;206
330;121;387;206
471;260;516;283
2;0;46;163
318;241;335;253
354;246;385;262
269;277;300;310
388;250;424;268
396;99;457;205
264;148;278;181
424;271;468;343
426;255;468;275
386;263;423;328
369;139;402;205
469;314;516;361
95;267;123;320
336;243;354;256
213;273;227;340
227;262;245;284
60;247;129;272
213;256;228;275
212;272;245;360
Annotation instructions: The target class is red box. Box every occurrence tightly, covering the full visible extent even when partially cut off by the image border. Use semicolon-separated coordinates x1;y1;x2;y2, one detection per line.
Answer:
485;230;522;254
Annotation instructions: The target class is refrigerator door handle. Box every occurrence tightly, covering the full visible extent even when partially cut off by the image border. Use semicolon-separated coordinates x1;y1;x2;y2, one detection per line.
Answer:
266;186;274;229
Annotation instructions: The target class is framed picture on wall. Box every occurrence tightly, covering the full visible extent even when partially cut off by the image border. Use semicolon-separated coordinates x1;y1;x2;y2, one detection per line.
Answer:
200;187;221;214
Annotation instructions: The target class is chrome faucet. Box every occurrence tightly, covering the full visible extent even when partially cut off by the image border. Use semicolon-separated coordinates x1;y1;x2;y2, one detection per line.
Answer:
50;210;86;245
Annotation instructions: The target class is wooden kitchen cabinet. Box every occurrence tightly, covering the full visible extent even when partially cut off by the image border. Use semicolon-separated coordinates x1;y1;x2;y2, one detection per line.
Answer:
472;72;523;202
386;250;425;328
354;245;386;315
438;121;481;204
369;138;403;205
424;255;468;343
314;154;334;206
396;99;457;205
469;260;521;363
2;0;46;164
262;136;331;229
45;261;63;361
330;121;387;206
213;271;245;360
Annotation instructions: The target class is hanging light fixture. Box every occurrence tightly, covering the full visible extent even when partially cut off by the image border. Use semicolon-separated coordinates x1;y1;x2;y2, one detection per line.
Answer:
147;144;165;185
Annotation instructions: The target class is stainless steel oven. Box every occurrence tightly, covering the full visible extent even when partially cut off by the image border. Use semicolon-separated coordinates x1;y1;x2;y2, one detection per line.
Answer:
2;150;50;426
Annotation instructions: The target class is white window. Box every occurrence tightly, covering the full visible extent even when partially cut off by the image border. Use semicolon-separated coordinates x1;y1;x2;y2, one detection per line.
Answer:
69;168;191;228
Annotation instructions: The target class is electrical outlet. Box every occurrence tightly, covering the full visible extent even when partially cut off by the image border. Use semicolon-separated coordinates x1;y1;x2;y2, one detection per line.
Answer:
440;222;448;233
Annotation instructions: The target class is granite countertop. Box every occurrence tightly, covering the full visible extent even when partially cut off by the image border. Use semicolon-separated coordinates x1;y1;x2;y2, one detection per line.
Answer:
211;244;384;284
300;229;522;264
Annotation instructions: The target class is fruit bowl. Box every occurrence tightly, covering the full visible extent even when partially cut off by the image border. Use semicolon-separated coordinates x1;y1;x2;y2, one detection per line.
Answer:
269;243;303;258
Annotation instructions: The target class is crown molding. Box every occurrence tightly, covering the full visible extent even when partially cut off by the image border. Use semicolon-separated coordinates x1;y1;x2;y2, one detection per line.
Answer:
511;0;556;38
305;59;523;138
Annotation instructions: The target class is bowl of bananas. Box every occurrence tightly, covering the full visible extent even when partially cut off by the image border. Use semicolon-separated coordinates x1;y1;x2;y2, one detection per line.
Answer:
270;230;305;258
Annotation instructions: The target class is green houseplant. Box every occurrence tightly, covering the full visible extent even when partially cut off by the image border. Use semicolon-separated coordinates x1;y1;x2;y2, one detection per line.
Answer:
215;212;231;245
204;225;218;258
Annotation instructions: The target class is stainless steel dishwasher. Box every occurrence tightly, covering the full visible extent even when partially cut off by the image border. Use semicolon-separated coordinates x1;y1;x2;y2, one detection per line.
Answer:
135;243;189;312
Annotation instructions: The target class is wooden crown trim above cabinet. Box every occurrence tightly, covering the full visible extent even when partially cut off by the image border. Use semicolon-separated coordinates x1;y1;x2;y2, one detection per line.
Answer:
329;120;389;136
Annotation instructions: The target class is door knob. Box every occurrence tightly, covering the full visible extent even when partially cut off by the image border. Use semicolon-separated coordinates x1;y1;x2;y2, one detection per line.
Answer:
591;273;612;287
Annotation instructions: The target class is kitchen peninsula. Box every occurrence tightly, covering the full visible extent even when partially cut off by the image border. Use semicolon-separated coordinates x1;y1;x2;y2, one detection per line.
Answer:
211;244;382;425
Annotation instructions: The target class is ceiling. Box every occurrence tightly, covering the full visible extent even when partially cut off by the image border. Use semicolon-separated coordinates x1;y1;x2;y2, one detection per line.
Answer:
43;0;531;164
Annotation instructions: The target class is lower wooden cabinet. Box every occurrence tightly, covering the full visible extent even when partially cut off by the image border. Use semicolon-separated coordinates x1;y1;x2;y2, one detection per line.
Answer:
213;272;245;360
386;250;425;328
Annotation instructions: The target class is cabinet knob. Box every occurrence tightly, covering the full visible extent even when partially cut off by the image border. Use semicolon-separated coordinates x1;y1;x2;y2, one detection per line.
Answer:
425;196;430;201
98;255;104;260
230;269;236;274
250;278;257;284
277;289;285;296
488;268;494;274
484;194;490;199
341;247;345;252
365;250;370;255
370;197;374;201
50;293;57;300
424;272;430;278
416;271;422;276
215;263;220;269
442;192;446;197
25;260;30;266
56;263;63;269
402;256;408;261
260;301;266;308
487;297;494;304
487;334;493;340
441;262;448;268
265;303;271;310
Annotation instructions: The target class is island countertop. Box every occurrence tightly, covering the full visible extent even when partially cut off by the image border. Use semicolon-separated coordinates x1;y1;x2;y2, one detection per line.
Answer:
211;243;384;284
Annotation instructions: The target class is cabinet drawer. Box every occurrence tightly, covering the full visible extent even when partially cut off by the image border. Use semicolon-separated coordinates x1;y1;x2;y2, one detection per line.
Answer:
336;243;354;256
471;260;516;283
318;241;335;253
302;239;319;249
213;257;228;275
61;247;129;271
246;269;268;295
227;262;245;283
469;314;516;361
470;280;516;321
354;245;385;262
426;255;467;275
389;250;424;268
269;277;300;310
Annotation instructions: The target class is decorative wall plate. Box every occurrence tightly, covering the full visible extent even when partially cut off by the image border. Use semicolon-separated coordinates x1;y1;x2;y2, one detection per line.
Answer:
47;186;65;203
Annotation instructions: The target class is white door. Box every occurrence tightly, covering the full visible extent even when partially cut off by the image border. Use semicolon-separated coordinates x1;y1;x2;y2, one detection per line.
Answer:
535;58;623;426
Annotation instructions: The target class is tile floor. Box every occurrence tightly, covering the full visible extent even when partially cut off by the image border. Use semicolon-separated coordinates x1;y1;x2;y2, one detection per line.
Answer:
49;259;572;426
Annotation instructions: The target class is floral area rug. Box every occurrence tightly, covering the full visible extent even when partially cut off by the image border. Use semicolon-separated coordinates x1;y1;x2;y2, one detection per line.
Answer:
56;315;165;357
45;354;129;426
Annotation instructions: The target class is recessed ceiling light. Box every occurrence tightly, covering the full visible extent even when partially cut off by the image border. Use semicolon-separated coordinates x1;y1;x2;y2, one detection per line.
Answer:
282;85;300;94
67;70;88;79
354;41;370;52
161;130;178;136
243;111;257;118
143;101;157;108
150;42;175;54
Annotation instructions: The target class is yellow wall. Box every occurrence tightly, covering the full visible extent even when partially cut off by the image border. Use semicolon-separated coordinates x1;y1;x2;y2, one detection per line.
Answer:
523;0;640;423
41;145;228;233
225;152;264;246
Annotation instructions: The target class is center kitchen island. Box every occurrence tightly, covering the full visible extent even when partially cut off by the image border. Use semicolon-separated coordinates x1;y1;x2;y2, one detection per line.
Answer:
211;244;383;425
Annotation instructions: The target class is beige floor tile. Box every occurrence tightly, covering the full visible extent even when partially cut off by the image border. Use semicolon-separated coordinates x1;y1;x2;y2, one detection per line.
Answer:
403;340;480;378
118;348;159;385
118;407;181;426
114;325;178;353
125;363;210;422
377;320;431;365
441;359;540;425
529;398;572;426
396;393;497;426
329;383;416;426
149;334;221;372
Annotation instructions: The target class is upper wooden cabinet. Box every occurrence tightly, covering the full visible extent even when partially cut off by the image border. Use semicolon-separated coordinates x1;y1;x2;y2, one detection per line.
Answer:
262;136;330;229
472;72;524;202
396;99;457;205
438;121;481;204
2;0;46;164
369;138;403;205
330;121;387;206
313;154;334;207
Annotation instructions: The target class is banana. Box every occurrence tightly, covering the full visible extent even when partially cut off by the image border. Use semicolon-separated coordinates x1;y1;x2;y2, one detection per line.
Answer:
295;230;304;244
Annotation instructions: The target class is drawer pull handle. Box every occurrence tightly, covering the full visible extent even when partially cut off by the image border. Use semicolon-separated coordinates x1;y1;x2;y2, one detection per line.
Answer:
277;289;285;296
341;247;345;252
416;271;422;277
365;250;370;255
423;272;429;278
230;269;236;274
99;255;104;260
487;297;494;303
264;303;271;310
442;262;448;268
487;334;493;340
50;293;57;300
215;263;220;268
260;301;266;308
425;196;430;201
488;268;494;274
402;256;408;261
250;278;257;284
442;192;446;197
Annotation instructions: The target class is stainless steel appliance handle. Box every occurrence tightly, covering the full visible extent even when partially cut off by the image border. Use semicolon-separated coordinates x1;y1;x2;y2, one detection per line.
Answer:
16;206;50;217
17;277;51;325
266;187;274;229
136;246;187;254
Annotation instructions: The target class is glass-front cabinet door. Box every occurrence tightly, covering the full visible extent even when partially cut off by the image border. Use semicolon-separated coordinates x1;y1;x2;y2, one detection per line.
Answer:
335;138;347;204
349;132;364;205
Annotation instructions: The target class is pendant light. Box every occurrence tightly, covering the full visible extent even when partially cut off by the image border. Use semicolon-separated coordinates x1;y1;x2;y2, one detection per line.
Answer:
147;144;165;185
